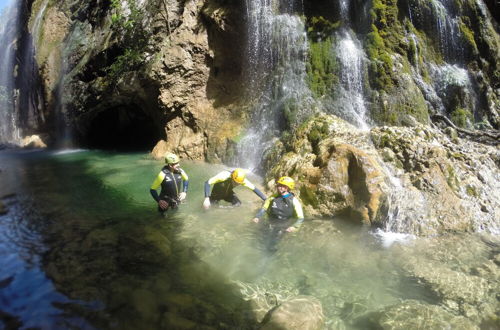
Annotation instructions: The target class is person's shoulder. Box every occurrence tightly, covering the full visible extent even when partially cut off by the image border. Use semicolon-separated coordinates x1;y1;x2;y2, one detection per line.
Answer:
217;170;232;178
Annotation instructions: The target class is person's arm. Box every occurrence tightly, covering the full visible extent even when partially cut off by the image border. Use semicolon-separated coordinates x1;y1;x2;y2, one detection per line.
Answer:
150;171;169;209
287;197;304;231
180;169;189;193
204;181;211;197
150;171;165;202
253;187;267;201
241;179;266;201
150;189;160;202
252;197;273;223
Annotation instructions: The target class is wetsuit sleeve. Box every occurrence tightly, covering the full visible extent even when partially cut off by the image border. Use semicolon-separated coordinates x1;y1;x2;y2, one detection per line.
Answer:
240;178;265;200
255;197;274;219
150;189;160;202
207;171;231;185
149;171;165;202
292;197;304;228
204;181;211;197
253;187;266;201
241;178;256;190
180;169;189;192
150;171;166;190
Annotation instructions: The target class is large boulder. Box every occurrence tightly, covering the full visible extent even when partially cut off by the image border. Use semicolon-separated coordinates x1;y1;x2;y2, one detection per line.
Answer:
264;114;499;236
21;135;47;148
264;114;389;225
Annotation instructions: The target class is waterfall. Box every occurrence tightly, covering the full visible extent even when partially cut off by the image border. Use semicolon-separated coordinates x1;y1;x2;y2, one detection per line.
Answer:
31;0;49;52
339;0;349;21
333;31;369;129
407;0;464;63
0;0;22;145
430;0;463;62
239;0;314;170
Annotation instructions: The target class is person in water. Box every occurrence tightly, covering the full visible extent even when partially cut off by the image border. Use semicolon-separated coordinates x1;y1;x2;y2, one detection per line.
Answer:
150;152;188;213
252;176;304;251
203;168;266;209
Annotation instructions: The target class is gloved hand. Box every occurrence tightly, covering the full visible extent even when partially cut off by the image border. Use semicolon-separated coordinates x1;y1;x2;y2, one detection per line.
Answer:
158;200;169;210
179;192;187;201
203;197;211;209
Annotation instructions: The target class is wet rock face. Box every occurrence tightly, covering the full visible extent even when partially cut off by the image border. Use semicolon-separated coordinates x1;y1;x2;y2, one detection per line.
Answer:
371;125;499;235
33;0;245;156
264;114;388;226
265;114;499;235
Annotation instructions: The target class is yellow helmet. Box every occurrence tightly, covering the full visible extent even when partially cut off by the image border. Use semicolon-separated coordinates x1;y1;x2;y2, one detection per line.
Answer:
231;168;247;184
277;176;295;190
164;152;180;164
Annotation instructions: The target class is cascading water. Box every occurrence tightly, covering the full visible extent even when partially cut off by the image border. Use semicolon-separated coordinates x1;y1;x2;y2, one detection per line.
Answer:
407;0;464;63
333;31;369;129
429;0;464;62
0;1;22;145
239;0;314;170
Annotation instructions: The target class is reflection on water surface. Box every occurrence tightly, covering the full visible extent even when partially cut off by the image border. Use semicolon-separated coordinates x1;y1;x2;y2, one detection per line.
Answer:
0;150;498;329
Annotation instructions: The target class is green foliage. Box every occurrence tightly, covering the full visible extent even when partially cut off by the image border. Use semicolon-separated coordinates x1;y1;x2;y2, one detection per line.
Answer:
106;48;144;80
458;18;478;54
366;0;408;91
306;37;338;98
307;16;340;42
300;185;319;208
366;26;394;90
106;0;149;82
308;120;329;154
450;108;472;128
304;17;340;99
465;185;478;197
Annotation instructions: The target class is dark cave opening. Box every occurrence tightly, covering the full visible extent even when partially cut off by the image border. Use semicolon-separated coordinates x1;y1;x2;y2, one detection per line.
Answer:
85;105;163;151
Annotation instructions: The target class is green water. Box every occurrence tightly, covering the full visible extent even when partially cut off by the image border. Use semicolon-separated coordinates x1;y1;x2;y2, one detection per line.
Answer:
0;150;498;329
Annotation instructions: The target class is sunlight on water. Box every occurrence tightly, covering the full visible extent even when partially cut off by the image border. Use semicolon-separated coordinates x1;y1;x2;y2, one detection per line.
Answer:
0;150;498;329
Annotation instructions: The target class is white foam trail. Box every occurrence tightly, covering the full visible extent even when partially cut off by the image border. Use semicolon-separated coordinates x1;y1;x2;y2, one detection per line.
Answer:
372;228;415;248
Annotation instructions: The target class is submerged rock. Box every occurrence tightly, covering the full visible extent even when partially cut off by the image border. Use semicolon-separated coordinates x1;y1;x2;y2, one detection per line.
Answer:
260;295;325;330
391;234;500;324
354;300;478;330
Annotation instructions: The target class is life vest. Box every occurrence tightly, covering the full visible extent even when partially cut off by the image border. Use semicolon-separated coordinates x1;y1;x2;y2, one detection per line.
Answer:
267;193;295;221
210;178;234;200
160;166;184;201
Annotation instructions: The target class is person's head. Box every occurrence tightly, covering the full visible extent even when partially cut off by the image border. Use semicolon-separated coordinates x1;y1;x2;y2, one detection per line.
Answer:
164;152;180;170
276;176;295;195
231;168;247;184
